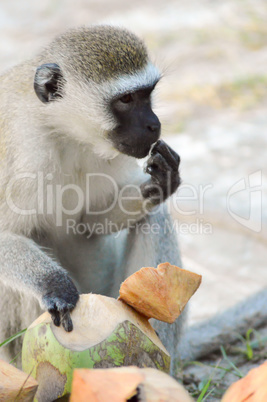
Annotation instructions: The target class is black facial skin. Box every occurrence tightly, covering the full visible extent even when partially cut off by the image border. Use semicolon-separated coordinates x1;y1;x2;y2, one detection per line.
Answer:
109;86;181;203
109;85;161;159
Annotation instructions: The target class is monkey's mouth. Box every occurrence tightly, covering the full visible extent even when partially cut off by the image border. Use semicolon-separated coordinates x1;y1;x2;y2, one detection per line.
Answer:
116;142;151;159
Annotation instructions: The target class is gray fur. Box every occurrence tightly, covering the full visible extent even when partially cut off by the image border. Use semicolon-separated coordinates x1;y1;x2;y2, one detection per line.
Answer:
47;26;148;83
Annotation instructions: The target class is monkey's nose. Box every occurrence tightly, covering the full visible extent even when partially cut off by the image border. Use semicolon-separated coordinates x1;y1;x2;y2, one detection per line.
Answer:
146;116;161;133
147;123;160;132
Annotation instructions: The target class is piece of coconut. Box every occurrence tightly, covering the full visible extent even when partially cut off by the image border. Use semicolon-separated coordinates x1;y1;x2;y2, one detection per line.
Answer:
22;294;170;402
70;366;193;402
0;358;38;401
119;262;202;323
222;360;267;402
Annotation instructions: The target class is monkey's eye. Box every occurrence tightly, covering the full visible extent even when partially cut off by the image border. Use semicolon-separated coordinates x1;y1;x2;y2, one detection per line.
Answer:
119;94;133;104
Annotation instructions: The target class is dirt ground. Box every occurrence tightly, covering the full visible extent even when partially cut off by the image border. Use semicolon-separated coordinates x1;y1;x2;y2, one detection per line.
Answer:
1;0;267;399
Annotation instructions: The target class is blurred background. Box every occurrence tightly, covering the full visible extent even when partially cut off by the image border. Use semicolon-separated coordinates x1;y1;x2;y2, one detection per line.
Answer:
1;0;266;326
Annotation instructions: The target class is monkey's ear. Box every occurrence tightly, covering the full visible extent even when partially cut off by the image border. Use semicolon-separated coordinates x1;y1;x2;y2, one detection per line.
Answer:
34;63;63;103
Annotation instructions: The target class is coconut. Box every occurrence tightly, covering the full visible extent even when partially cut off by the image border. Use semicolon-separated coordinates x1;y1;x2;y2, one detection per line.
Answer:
22;294;170;401
22;263;202;401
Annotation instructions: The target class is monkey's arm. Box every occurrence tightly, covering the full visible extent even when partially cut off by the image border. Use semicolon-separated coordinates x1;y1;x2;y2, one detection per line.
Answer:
82;140;180;233
177;288;267;361
0;231;79;331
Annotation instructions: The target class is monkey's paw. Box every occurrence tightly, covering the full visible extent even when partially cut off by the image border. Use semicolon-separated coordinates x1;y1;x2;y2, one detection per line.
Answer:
42;274;79;332
141;139;181;203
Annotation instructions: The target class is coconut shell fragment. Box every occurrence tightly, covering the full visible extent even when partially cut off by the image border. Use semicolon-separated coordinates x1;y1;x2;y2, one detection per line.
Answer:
70;366;193;402
119;262;202;323
0;359;38;402
222;360;267;402
70;367;143;402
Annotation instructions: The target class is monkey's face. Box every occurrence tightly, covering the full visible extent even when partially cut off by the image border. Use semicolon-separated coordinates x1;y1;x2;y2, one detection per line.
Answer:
34;63;161;159
108;85;161;159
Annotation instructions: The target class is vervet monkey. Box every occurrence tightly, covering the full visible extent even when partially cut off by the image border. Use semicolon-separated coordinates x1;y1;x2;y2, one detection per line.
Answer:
0;25;183;372
1;25;265;372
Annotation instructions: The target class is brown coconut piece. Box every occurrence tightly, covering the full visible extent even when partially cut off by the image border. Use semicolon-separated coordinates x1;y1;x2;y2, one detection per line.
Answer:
70;367;143;402
119;262;202;323
0;358;38;402
222;360;267;402
70;366;193;402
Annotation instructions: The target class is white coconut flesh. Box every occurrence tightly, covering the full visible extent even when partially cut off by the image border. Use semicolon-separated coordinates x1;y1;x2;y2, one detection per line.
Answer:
29;294;169;354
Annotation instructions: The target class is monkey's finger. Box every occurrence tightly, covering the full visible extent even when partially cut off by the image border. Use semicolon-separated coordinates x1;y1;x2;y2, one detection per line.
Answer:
151;139;180;170
61;310;73;332
160;140;180;165
140;180;164;203
146;153;170;174
48;308;61;327
152;139;180;170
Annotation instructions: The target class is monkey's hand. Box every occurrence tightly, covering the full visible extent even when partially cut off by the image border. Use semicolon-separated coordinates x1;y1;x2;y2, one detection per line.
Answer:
41;273;79;332
140;139;181;204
